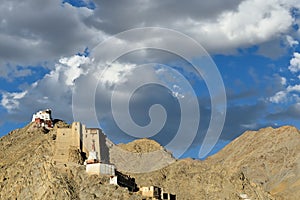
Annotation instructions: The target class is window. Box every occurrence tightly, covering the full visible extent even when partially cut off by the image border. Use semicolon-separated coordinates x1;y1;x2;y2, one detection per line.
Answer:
163;193;168;199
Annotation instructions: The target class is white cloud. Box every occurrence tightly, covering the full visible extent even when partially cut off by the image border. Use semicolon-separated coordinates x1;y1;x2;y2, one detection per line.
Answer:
269;91;288;103
176;0;298;53
0;0;299;76
0;0;105;79
1;91;28;111
172;85;185;99
269;49;300;104
281;77;287;86
287;84;300;92
286;35;299;47
97;0;298;57
0;53;156;125
99;62;136;87
2;0;300;148
172;91;185;99
269;84;300;104
219;0;291;41
0;54;92;120
88;0;300;55
288;52;300;73
241;123;258;129
59;55;91;86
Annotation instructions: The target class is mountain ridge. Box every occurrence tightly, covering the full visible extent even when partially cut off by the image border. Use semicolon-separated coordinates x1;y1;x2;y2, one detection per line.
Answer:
0;122;300;199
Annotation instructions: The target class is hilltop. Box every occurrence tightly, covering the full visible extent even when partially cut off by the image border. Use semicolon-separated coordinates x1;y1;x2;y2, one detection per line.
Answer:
131;126;300;199
117;138;165;153
207;126;300;199
0;123;142;200
110;138;176;173
0;122;300;199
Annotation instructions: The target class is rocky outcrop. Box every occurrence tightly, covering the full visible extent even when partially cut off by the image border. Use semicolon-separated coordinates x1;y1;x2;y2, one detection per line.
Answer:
109;138;176;173
117;138;165;153
207;126;300;199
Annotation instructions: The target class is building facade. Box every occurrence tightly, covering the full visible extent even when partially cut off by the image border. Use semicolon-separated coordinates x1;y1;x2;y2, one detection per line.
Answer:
54;122;110;164
139;186;176;200
32;109;53;128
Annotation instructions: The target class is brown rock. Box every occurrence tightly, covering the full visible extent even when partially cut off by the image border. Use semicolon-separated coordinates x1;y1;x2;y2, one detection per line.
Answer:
1;123;299;199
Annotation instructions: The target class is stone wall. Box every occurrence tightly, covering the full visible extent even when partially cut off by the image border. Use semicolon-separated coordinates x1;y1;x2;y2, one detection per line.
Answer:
53;128;80;163
54;122;110;164
98;129;110;163
86;163;115;176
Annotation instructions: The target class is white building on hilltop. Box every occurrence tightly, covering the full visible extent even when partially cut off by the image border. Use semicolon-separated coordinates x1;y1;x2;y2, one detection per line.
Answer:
32;109;53;128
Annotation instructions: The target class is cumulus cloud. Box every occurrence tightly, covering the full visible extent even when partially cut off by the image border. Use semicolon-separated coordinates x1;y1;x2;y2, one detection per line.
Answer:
59;55;91;86
85;0;300;54
269;91;288;103
2;0;300;157
1;0;299;77
190;0;294;51
287;84;300;92
100;62;136;87
0;52;205;157
286;35;299;47
281;77;287;86
0;54;92;121
269;50;300;104
267;66;300;120
1;91;27;111
0;0;105;79
269;84;300;103
288;52;300;73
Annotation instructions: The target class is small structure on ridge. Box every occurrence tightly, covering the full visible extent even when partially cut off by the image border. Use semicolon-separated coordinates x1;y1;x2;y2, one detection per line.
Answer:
32;109;53;128
139;186;176;200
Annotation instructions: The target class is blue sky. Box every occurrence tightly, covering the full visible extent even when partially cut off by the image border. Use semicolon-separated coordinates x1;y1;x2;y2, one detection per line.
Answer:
1;0;300;159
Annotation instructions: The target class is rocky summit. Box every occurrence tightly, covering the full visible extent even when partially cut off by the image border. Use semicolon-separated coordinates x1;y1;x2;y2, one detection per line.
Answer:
132;126;300;199
0;122;300;199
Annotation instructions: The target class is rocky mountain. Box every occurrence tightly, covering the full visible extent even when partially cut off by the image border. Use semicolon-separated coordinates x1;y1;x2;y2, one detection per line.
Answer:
130;126;300;199
0;122;299;199
207;126;300;199
0;123;142;200
109;138;176;173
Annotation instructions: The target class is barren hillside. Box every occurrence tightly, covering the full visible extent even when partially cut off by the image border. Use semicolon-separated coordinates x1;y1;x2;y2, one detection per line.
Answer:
109;138;176;173
207;126;300;199
0;123;141;200
130;126;300;199
0;123;299;199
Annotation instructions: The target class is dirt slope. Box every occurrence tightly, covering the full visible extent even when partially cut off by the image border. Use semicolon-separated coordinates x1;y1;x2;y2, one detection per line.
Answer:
0;123;141;200
109;138;176;173
1;123;300;199
130;126;300;200
207;126;300;199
